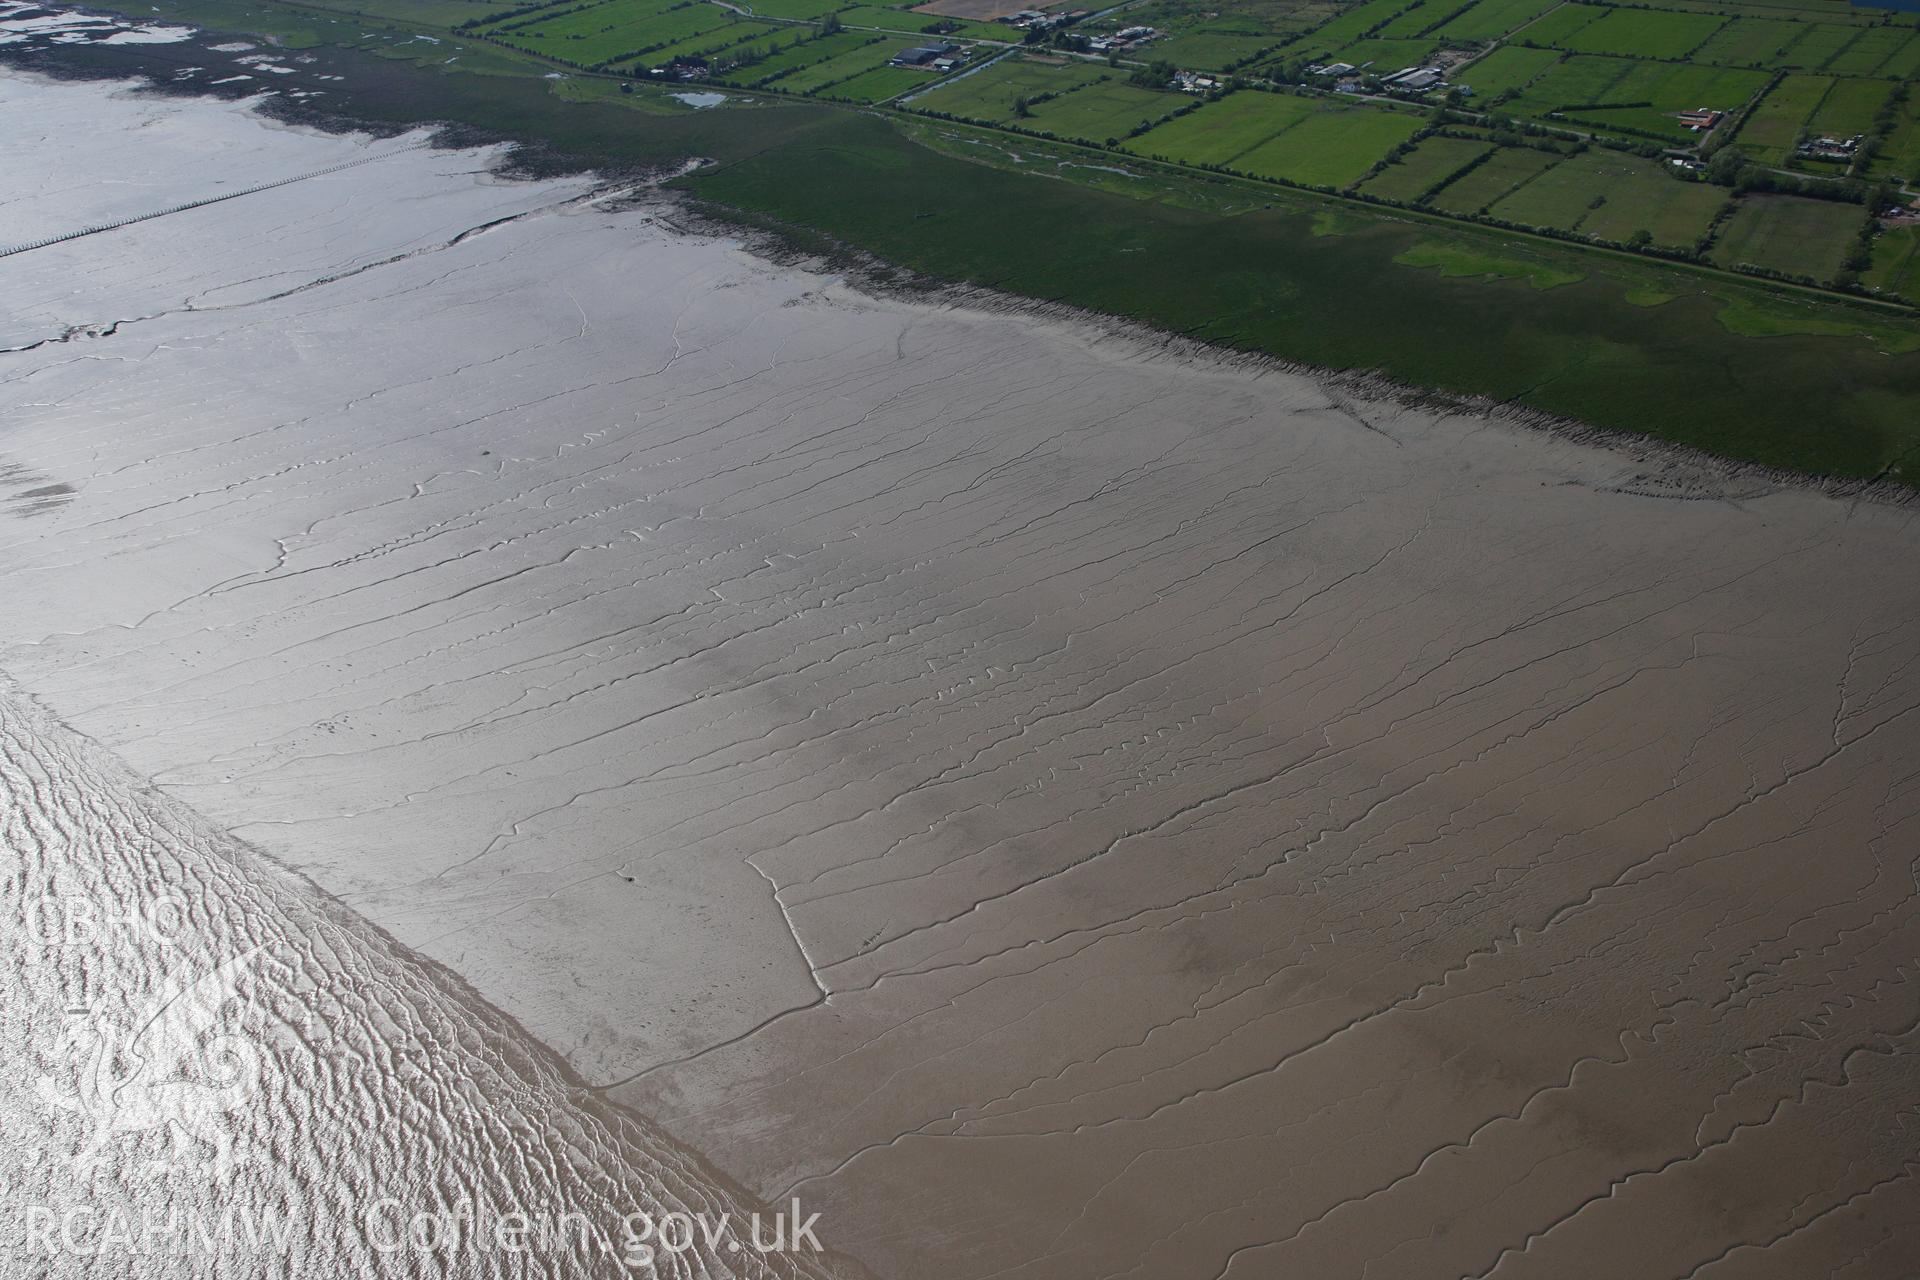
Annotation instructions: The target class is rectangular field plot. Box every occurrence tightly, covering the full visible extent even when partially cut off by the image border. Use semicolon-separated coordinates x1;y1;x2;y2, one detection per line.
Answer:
1557;60;1768;138
1735;73;1831;163
1823;26;1913;76
1149;24;1287;71
1778;23;1858;68
1710;194;1866;282
1294;0;1424;54
774;38;907;91
1357;134;1493;201
1508;56;1763;138
1881;33;1920;79
487;0;735;66
818;64;935;101
1807;77;1895;139
1433;0;1561;42
1865;224;1920;303
1125;90;1318;165
908;55;1111;121
1515;3;1607;47
1486;151;1725;246
1335;37;1443;70
716;31;873;85
1692;17;1801;66
744;0;846;16
1025;82;1186;142
834;5;1007;38
1426;143;1560;213
1452;45;1559;96
1229;103;1426;187
1557;8;1725;59
1869;99;1920;182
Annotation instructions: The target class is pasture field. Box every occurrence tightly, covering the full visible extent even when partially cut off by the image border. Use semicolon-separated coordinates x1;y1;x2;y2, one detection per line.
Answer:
1555;59;1768;138
1882;34;1920;79
1126;90;1318;166
834;5;1006;38
1692;17;1801;66
820;64;932;100
1824;26;1913;76
1027;81;1185;140
1869;98;1920;182
772;36;902;90
638;22;778;66
1334;37;1442;69
1711;195;1866;282
1374;2;1459;37
1357;134;1492;201
1295;0;1423;53
1484;151;1628;231
1454;44;1559;96
1778;22;1857;69
1806;76;1894;140
1427;144;1561;213
1558;7;1724;59
742;0;845;16
489;0;735;66
717;30;872;84
1432;0;1560;41
1733;73;1831;163
1512;4;1606;47
1150;24;1286;70
1230;102;1426;187
911;55;1109;120
1865;224;1920;304
1528;151;1728;247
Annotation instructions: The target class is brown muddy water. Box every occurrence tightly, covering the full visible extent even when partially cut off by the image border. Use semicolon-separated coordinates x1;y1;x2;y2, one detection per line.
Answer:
2;59;1918;1280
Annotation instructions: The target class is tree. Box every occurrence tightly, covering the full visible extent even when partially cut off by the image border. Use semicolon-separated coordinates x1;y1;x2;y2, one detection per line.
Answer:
1628;229;1653;249
1012;94;1032;118
819;11;841;34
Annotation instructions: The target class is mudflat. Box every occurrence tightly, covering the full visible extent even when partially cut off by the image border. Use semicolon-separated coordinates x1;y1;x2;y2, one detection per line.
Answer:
3;72;1918;1279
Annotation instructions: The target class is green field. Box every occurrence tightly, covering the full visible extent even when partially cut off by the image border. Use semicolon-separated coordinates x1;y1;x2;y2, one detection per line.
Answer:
1295;0;1424;54
834;5;1005;40
1433;0;1559;42
774;35;904;91
1026;81;1186;143
1865;224;1920;303
1334;37;1441;70
1558;7;1724;59
1711;194;1867;281
1806;76;1894;140
911;55;1111;121
1358;134;1492;201
1693;17;1802;67
1733;72;1830;163
1231;102;1426;187
740;0;844;16
1488;149;1723;247
488;0;738;67
1506;54;1765;139
1871;95;1920;182
1779;22;1857;69
1428;143;1561;213
1150;23;1287;71
1127;90;1318;166
1825;26;1913;77
1455;44;1559;97
718;30;872;85
1514;3;1606;47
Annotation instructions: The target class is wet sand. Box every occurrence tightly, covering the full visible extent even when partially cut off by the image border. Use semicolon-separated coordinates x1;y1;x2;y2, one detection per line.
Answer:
4;71;1919;1279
